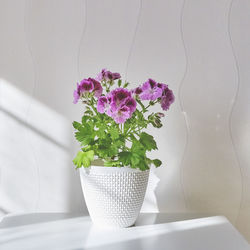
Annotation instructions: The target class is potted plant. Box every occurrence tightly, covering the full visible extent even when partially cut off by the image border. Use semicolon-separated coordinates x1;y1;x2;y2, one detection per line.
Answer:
72;69;174;228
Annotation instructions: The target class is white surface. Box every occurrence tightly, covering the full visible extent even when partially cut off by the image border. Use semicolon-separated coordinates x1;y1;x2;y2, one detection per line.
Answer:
0;213;249;250
0;0;250;242
80;166;149;228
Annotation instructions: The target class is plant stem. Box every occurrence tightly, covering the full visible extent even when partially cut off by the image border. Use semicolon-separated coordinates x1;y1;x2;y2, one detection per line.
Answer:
136;99;146;112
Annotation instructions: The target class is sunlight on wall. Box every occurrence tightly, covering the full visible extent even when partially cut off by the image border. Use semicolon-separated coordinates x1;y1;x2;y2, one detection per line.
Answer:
0;79;78;214
0;78;70;149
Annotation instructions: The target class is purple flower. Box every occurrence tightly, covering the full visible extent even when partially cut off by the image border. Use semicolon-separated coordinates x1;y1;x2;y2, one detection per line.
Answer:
112;106;131;124
97;96;109;113
80;78;94;92
112;72;121;80
110;88;131;108
73;79;93;104
96;68;121;81
91;79;103;97
125;97;137;115
139;79;163;101
131;87;143;96
73;78;103;103
97;88;137;124
73;83;81;104
110;91;136;123
159;84;175;110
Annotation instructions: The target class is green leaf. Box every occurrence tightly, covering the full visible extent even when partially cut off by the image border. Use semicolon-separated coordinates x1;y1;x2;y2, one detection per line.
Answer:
152;159;162;167
123;82;130;88
75;119;95;146
131;139;145;156
75;128;93;146
72;121;82;130
109;144;119;156
82;115;90;124
82;150;94;167
119;149;149;170
73;150;94;168
113;137;125;148
84;109;94;116
118;151;132;166
96;123;106;139
104;160;121;167
73;151;84;168
110;126;119;140
118;79;122;87
137;160;149;171
139;132;157;151
130;153;141;166
96;138;114;158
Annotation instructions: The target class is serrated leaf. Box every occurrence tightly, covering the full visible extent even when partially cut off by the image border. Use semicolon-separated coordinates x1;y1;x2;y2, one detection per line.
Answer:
118;151;132;166
130;153;141;166
82;115;90;124
72;121;82;130
136;159;149;171
153;159;162;167
109;144;119;156
73;151;83;168
139;132;157;151
131;139;145;156
96;138;113;158
96;129;105;139
113;138;125;148
75;131;91;145
96;123;106;139
82;150;94;167
75;125;95;146
110;126;119;140
73;150;94;168
84;109;94;116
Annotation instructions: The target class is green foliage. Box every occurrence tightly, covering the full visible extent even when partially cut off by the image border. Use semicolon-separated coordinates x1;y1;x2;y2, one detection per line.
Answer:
110;126;119;140
123;82;130;88
139;132;157;151
72;77;167;171
72;121;82;130
117;79;122;87
153;159;162;167
73;150;94;168
118;151;132;166
74;123;94;146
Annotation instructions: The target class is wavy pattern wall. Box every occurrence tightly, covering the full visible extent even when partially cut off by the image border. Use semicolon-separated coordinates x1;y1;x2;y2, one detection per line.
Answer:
0;0;250;242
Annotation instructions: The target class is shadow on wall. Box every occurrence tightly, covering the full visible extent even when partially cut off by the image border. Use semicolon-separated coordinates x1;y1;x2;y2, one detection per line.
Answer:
0;79;86;214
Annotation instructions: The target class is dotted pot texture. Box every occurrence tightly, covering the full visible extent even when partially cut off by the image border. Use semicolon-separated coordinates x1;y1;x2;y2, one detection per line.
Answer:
80;166;149;228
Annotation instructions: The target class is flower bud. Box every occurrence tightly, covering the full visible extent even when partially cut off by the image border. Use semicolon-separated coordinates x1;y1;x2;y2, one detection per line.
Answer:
156;112;165;118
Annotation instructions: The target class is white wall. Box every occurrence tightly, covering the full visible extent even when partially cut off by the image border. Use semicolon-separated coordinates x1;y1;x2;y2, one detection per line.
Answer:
0;0;250;242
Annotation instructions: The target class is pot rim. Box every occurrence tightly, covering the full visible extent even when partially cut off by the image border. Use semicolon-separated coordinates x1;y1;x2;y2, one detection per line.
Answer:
80;165;149;173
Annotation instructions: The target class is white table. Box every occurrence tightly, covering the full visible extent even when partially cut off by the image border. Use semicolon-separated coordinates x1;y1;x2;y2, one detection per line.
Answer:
0;213;249;250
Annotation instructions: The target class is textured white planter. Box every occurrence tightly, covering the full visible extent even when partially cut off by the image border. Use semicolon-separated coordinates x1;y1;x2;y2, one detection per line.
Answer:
79;166;149;228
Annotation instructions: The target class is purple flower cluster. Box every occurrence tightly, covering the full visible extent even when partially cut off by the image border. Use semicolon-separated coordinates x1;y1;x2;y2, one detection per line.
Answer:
159;84;175;111
96;68;121;81
140;79;162;101
97;88;136;124
133;78;175;111
73;78;102;104
73;69;174;124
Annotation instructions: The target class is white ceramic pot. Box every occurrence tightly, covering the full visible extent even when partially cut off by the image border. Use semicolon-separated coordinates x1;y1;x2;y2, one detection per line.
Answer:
79;165;149;228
